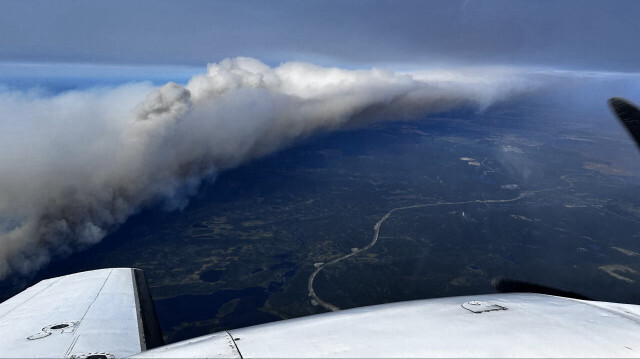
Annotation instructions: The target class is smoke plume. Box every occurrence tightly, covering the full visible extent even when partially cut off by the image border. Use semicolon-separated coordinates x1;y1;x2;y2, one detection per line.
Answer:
0;57;547;279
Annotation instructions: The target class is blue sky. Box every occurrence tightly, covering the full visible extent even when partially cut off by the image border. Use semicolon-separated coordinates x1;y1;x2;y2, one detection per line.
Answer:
1;0;639;74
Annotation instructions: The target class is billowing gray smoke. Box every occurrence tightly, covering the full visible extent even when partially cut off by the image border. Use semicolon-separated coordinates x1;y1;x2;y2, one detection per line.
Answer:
0;57;547;279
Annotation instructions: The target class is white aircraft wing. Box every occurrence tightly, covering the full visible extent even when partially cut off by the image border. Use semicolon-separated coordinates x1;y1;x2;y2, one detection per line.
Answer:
5;268;640;358
134;292;640;358
0;268;162;358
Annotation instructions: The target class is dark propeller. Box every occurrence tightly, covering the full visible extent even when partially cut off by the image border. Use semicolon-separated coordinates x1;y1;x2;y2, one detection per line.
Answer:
609;97;640;148
492;278;591;300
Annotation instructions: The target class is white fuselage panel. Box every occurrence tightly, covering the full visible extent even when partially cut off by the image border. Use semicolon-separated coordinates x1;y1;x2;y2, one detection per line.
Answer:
136;293;640;358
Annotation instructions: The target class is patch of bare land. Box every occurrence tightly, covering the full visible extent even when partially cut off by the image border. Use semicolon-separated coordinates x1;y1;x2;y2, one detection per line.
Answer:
599;264;637;283
583;161;631;176
611;247;640;257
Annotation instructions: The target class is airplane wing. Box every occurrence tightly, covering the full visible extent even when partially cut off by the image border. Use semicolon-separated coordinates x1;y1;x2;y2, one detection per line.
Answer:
0;268;162;358
4;269;640;358
130;292;640;358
